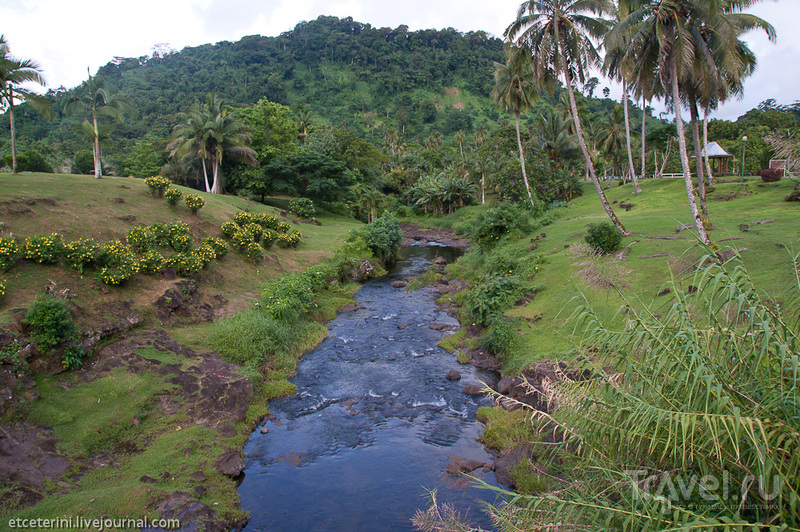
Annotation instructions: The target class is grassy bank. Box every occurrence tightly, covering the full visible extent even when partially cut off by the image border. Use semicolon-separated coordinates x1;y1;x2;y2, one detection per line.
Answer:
0;172;365;529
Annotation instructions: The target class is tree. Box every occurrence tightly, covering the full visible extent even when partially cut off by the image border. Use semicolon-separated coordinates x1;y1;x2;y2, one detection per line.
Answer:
0;35;53;173
264;152;354;203
506;0;630;235
491;44;540;210
169;94;257;193
64;70;133;178
603;10;641;192
613;0;775;245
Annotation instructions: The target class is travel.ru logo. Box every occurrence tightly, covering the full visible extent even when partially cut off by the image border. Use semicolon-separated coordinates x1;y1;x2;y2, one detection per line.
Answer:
625;470;782;511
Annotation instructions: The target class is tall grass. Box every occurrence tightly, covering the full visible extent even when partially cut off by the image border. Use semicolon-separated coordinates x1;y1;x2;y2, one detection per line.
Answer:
417;247;800;531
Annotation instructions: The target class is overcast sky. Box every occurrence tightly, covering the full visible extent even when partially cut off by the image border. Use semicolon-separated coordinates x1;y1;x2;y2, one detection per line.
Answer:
2;0;797;120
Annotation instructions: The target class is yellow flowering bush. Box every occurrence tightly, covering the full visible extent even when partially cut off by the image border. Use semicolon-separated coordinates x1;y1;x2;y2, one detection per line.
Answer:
201;237;228;258
0;279;5;298
164;252;204;276
245;223;263;243
64;238;100;272
0;237;18;271
233;212;254;227
144;176;171;197
220;222;238;239
276;221;291;233
127;225;155;252
97;240;140;285
262;230;277;248
245;242;264;262
165;187;182;207
231;228;255;250
276;230;303;248
24;233;64;264
138;249;165;275
185;193;205;214
256;213;279;230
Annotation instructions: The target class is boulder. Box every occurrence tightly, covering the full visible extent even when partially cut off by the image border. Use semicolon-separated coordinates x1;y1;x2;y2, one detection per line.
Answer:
446;370;461;381
214;451;244;477
462;385;483;396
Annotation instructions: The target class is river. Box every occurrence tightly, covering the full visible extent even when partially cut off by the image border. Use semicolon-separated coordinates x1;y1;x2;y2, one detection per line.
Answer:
238;245;503;531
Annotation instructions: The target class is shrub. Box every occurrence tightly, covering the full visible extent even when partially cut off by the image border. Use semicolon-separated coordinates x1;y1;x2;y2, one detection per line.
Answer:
246;223;263;243
220;222;239;239
760;168;782;182
62;344;87;370
347;213;401;263
276;230;302;248
201;237;228;258
231;228;255;250
167;222;191;251
288;197;316;219
185;193;205;214
192;243;217;267
464;274;524;327
0;237;19;271
144;176;171;197
24;233;64;264
97;240;140;285
138;250;165;275
585;222;623;254
0;279;5;298
165;187;183;206
262;229;277;248
233;212;254;227
149;223;171;247
126;225;155;252
245;242;264;262
164;252;204;276
64;238;100;272
276;221;291;233
23;296;78;353
473;203;532;250
478;317;519;359
256;213;279;230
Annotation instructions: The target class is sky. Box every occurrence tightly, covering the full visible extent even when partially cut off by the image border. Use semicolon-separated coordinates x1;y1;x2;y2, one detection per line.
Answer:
2;0;798;121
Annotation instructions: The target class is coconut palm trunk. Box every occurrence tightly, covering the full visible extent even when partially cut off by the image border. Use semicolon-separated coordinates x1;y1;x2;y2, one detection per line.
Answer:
9;99;17;173
703;112;714;185
641;96;647;178
689;102;709;219
92;109;102;179
622;81;641;193
670;58;711;245
563;60;630;236
513;109;536;209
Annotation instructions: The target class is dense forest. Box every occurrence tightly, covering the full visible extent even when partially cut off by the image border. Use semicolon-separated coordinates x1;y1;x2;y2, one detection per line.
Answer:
1;15;799;211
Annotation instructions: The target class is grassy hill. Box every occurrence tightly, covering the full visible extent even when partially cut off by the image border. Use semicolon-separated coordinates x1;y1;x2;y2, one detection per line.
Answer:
435;176;799;374
0;172;363;528
0;172;362;324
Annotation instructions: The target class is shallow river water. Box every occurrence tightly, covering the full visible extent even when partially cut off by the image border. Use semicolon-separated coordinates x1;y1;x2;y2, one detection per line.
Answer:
238;245;503;531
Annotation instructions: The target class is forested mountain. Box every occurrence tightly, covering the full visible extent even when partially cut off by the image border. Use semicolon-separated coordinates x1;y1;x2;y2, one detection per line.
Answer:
1;15;637;179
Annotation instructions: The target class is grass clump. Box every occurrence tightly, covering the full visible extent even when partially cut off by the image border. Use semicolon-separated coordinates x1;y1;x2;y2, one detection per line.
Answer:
23;296;78;354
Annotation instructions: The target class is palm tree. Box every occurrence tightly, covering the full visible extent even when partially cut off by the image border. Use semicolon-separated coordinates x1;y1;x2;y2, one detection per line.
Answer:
64;70;133;179
603;9;641;193
294;105;313;144
491;44;540;210
169;101;213;191
170;94;257;194
614;0;775;245
0;35;53;173
597;105;627;179
506;0;630;235
202;98;258;194
536;107;578;166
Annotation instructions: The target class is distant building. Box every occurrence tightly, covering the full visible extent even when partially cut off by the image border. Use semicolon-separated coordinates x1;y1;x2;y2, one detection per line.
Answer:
700;142;734;175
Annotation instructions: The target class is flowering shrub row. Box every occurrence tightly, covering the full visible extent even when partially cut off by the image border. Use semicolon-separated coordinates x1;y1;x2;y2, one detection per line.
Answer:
220;210;304;261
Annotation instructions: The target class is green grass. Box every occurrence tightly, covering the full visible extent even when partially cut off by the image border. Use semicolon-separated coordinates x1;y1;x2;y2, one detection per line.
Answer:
496;177;799;364
0;172;363;324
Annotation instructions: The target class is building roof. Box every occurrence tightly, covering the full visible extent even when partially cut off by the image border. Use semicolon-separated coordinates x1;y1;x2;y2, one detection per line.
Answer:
702;142;733;158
